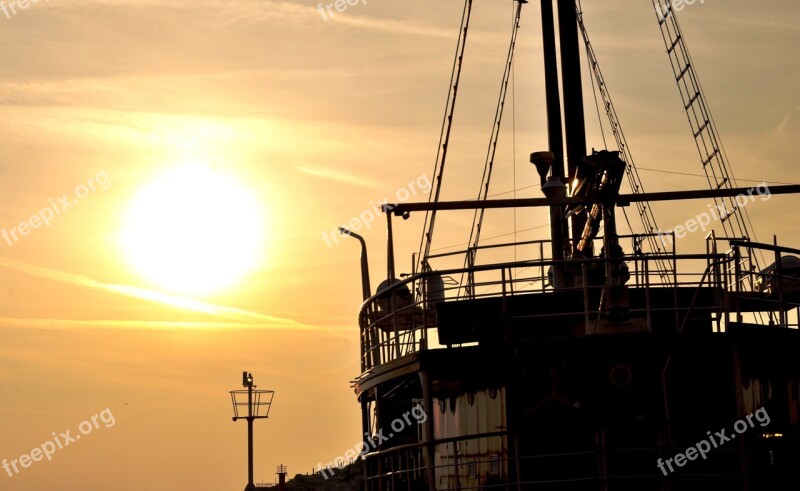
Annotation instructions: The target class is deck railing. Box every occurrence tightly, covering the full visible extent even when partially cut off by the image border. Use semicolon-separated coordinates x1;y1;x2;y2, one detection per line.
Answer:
357;234;800;372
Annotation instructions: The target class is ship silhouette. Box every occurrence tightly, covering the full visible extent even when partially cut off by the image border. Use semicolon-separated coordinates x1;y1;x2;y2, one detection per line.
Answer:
344;1;800;489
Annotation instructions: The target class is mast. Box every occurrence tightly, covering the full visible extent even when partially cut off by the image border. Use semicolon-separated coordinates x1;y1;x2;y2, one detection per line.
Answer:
540;0;565;179
538;0;569;286
556;0;588;252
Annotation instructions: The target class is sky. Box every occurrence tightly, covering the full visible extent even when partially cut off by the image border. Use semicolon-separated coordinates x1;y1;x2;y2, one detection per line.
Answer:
0;0;798;489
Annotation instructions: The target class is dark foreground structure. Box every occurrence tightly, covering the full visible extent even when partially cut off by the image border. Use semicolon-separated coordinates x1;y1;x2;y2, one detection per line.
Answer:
348;1;800;490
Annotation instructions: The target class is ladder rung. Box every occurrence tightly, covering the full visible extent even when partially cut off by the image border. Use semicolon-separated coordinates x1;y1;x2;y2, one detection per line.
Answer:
684;91;701;110
667;35;682;54
702;149;719;166
721;205;739;224
676;63;691;82
657;3;672;24
716;177;729;189
694;120;710;138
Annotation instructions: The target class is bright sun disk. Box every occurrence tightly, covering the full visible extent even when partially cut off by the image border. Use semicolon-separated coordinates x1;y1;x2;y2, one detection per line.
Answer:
120;164;265;295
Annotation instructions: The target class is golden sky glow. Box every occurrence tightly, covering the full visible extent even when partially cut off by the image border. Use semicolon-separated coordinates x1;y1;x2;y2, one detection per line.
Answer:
0;1;799;490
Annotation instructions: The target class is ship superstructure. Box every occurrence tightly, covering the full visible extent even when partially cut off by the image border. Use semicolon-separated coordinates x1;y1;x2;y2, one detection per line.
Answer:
347;1;800;489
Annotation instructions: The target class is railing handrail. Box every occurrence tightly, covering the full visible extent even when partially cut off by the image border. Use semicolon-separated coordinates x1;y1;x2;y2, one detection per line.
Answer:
359;252;728;316
729;240;800;257
357;237;800;372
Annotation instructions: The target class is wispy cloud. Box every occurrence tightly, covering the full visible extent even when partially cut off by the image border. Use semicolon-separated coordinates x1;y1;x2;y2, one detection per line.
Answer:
330;13;459;40
716;16;800;31
0;318;328;331
0;257;319;330
776;106;800;135
297;166;377;188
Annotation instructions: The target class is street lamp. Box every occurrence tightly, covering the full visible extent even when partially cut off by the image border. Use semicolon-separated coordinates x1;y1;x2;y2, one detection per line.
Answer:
230;371;275;491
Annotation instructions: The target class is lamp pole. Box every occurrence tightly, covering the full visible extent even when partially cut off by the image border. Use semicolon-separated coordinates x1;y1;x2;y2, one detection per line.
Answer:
230;372;273;491
246;372;255;491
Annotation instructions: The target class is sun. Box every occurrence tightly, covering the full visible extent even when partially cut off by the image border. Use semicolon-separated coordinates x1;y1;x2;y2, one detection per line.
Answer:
119;164;266;295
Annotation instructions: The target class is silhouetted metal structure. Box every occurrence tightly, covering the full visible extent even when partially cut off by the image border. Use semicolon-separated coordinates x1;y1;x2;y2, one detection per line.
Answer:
276;464;288;491
347;1;800;490
230;372;275;491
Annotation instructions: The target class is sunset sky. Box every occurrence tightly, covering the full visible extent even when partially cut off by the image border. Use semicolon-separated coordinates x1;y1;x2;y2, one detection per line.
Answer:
0;0;798;489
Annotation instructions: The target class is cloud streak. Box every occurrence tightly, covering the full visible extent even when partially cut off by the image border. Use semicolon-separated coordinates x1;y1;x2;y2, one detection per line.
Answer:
0;257;320;330
0;318;328;331
297;166;377;188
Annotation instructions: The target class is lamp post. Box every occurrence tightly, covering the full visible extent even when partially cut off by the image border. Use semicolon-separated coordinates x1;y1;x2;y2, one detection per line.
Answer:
230;371;275;491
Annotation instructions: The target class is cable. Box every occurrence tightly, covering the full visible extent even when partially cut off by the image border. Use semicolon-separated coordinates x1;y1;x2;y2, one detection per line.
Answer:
489;183;541;198
430;224;549;253
635;167;797;185
586;34;607;148
460;1;525;296
416;0;474;272
511;0;518;269
577;3;671;280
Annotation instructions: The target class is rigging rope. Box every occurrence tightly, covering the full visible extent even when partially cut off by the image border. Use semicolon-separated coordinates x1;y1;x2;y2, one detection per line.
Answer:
577;1;672;282
511;0;518;269
460;1;525;297
416;0;474;275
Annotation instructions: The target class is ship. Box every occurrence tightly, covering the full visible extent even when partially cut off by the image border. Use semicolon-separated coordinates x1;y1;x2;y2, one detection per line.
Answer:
343;1;800;489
